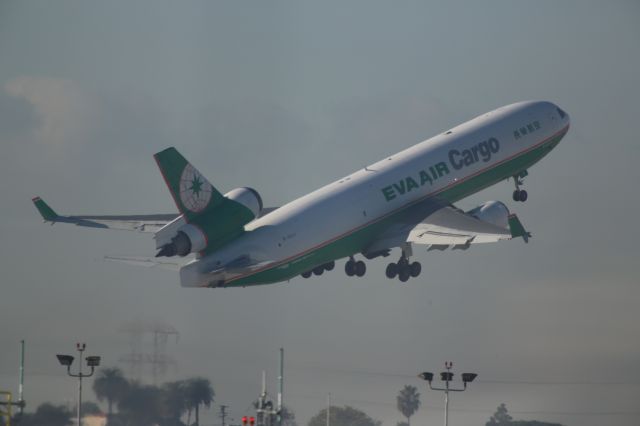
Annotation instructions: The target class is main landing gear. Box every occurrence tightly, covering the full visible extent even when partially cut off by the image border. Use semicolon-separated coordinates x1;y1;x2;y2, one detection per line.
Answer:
300;261;335;279
385;255;421;282
345;256;366;277
385;244;421;282
512;171;528;202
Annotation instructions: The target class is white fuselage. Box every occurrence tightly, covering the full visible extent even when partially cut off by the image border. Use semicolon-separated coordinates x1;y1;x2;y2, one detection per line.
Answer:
181;101;570;287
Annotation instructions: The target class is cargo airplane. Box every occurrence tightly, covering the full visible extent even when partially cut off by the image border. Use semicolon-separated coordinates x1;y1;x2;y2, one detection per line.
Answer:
33;101;570;287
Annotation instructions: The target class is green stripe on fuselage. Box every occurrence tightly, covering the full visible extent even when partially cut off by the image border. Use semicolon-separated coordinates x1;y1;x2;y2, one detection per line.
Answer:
226;131;565;287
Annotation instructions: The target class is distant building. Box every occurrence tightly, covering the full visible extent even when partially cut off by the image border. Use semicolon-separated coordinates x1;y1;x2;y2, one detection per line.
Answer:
83;414;107;426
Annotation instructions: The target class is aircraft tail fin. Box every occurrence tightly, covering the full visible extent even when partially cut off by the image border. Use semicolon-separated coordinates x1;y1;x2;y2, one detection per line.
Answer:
153;147;225;217
32;197;59;222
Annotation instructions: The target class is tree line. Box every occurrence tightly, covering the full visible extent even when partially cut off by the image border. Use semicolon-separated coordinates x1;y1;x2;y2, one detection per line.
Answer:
1;377;564;426
3;367;214;426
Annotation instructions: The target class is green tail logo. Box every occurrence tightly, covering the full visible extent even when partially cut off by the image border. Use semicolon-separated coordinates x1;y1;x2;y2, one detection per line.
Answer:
154;147;225;218
179;163;213;213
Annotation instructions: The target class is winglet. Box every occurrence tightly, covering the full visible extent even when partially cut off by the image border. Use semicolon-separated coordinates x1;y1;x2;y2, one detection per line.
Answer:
508;214;531;243
32;197;59;222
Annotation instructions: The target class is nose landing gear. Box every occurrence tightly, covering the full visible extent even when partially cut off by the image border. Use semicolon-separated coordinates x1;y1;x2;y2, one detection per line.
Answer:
512;171;528;202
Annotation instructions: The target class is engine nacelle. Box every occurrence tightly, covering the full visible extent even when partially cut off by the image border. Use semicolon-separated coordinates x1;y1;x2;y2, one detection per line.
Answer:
155;187;262;257
156;224;207;257
467;201;510;229
224;187;263;219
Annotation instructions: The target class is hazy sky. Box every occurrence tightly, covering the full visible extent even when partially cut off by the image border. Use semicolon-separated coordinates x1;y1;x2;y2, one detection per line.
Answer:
1;1;639;426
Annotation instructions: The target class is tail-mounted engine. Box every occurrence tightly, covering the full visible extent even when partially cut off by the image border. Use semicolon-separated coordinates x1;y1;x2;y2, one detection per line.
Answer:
156;223;207;257
223;187;263;219
155;187;263;257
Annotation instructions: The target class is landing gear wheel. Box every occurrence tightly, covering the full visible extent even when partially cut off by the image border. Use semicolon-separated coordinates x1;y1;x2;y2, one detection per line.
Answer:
345;260;355;277
324;261;335;271
301;271;312;279
512;172;528;202
355;261;366;277
313;266;324;276
410;262;422;277
398;269;410;282
386;263;398;279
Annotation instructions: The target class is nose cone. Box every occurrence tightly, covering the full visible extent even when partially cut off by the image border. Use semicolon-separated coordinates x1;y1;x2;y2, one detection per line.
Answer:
554;103;570;126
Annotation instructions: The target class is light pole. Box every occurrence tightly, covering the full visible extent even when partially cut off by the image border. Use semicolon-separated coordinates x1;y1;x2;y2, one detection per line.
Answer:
418;362;477;426
56;343;101;426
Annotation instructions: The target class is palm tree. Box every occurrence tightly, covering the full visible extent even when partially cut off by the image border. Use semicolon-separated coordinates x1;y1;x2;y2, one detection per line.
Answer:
184;377;214;426
396;385;420;426
92;367;130;420
162;380;188;423
117;382;162;426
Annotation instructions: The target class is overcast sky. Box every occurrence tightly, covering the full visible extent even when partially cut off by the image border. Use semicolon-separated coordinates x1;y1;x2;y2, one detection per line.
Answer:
1;1;639;426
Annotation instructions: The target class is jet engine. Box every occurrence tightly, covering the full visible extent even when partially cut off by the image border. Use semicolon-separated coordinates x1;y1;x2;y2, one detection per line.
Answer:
467;201;510;229
223;187;263;219
156;223;207;257
155;187;263;257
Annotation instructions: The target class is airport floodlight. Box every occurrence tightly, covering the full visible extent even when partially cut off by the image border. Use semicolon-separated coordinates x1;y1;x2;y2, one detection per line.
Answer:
418;372;434;382
419;362;476;426
86;356;101;367
57;343;100;426
440;371;454;382
56;354;74;367
461;373;477;383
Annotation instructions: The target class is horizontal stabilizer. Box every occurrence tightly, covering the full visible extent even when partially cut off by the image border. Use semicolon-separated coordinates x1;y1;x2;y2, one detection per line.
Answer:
105;255;184;271
32;196;177;233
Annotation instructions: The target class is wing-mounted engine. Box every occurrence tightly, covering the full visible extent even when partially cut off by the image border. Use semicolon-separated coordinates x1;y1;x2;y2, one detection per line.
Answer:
467;200;531;242
466;201;510;229
154;187;264;257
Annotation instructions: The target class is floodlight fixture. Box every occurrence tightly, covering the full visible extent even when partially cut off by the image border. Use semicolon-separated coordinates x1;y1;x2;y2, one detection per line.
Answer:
56;354;74;367
85;356;101;367
419;362;477;426
461;373;477;383
440;371;454;382
57;343;100;426
418;372;434;382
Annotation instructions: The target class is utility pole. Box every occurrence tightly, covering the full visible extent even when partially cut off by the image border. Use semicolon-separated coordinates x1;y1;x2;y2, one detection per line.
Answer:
18;340;24;415
0;341;27;426
254;349;285;426
277;348;283;426
326;393;331;426
219;405;228;426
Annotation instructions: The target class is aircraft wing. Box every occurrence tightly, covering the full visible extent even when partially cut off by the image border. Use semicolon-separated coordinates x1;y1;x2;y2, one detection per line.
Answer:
364;200;530;255
32;197;178;233
407;206;514;248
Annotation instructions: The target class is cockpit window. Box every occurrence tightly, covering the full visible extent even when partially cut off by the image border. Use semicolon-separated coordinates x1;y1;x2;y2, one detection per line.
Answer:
557;107;566;119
